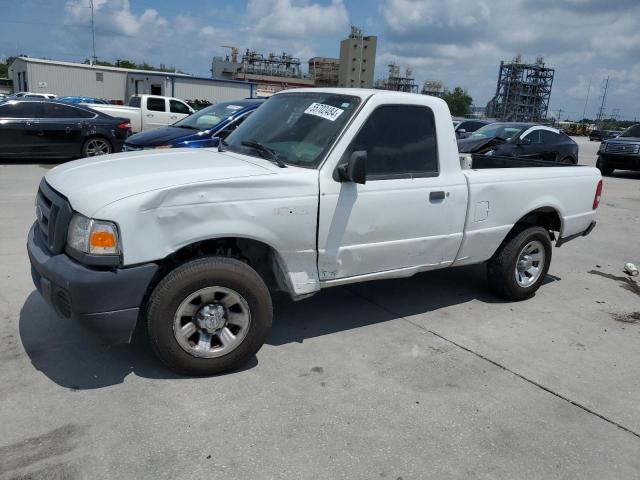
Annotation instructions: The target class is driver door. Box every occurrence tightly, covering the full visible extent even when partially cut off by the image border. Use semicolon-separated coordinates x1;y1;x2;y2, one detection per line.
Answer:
317;102;467;281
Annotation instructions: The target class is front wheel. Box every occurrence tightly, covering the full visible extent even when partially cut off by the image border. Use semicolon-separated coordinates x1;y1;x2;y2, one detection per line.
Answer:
596;156;614;176
487;226;552;301
146;256;273;375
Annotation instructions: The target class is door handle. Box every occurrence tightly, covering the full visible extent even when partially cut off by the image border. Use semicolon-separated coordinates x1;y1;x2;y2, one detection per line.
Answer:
429;191;446;201
146;114;154;117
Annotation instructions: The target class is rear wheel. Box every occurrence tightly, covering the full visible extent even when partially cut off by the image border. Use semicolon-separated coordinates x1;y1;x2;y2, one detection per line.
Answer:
82;137;112;157
560;156;575;164
146;256;272;376
487;226;552;301
596;156;614;176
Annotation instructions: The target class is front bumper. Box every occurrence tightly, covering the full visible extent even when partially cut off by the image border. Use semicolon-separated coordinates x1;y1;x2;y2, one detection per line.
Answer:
27;223;158;343
598;154;640;171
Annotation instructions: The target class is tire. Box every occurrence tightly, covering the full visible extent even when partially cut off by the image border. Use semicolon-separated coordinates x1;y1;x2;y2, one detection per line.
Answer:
560;156;575;165
487;226;552;301
146;256;272;376
596;156;614;176
82;136;112;157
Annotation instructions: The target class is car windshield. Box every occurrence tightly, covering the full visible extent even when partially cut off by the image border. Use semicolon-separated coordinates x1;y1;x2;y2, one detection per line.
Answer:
174;102;249;130
620;125;640;138
223;92;361;168
470;123;523;140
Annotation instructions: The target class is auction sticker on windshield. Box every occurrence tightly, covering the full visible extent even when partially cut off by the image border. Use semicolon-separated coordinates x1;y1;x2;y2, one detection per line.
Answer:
304;103;344;122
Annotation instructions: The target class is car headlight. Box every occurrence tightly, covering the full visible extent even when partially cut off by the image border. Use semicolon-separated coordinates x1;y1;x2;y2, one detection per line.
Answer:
67;213;120;255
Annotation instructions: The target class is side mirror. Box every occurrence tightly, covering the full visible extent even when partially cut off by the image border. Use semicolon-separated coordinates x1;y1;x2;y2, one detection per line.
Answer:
457;128;466;134
336;150;367;184
518;137;531;146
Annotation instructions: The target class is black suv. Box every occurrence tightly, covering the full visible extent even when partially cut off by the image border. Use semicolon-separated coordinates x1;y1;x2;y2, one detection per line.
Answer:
596;124;640;175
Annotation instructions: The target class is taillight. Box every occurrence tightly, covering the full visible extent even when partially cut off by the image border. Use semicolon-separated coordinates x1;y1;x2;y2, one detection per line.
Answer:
593;179;603;209
117;122;131;130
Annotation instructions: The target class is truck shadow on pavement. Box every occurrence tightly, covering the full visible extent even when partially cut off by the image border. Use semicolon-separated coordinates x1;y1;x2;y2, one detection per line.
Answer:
19;264;558;390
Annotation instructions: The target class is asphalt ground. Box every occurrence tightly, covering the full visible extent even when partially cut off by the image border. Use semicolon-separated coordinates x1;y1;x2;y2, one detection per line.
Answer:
1;136;639;479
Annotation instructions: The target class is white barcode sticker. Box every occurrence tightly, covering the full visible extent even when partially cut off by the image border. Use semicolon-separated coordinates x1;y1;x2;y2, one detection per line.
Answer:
303;103;344;121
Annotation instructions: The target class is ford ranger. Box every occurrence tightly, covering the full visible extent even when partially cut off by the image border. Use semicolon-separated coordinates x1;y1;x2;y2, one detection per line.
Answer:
27;89;602;375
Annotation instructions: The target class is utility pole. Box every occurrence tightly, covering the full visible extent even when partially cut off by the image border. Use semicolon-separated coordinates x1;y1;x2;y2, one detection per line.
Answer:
582;76;591;122
596;77;609;129
90;0;97;65
556;108;563;124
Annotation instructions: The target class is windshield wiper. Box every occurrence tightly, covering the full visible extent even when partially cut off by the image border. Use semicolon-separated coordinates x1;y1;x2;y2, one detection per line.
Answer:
174;124;198;130
241;140;286;168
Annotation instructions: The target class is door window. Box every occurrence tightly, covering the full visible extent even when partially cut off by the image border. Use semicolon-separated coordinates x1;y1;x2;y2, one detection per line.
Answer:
146;97;166;112
345;105;438;179
170;100;191;115
42;103;94;119
523;130;542;144
541;130;559;144
0;101;40;118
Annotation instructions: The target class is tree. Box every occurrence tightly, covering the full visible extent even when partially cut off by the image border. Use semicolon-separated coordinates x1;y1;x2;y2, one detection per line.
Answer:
0;56;17;78
442;87;473;117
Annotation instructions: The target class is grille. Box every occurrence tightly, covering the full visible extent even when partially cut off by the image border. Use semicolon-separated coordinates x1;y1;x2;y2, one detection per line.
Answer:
36;179;73;254
605;143;639;154
55;289;72;318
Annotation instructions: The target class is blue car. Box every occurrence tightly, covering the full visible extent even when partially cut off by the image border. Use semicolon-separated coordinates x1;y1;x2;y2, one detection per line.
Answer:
123;99;265;151
59;96;110;105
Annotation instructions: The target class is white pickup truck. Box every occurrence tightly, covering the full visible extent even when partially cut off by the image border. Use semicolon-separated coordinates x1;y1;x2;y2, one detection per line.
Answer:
27;88;602;375
87;94;194;133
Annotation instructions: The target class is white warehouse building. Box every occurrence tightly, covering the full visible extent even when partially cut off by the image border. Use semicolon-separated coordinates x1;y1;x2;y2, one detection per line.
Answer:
8;57;256;103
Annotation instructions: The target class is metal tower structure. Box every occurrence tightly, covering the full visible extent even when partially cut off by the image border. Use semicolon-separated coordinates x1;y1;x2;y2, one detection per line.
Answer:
595;77;610;127
374;63;418;93
490;56;554;122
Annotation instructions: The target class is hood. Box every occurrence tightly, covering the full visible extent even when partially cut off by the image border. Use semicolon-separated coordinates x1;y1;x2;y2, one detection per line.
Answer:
457;136;506;153
604;136;640;143
45;149;273;216
125;126;203;147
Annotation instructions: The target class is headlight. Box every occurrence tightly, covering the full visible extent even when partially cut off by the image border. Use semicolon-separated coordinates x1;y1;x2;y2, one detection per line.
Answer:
67;213;120;255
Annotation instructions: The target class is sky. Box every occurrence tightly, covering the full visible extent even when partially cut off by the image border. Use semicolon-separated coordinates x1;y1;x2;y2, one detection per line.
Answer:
1;0;639;121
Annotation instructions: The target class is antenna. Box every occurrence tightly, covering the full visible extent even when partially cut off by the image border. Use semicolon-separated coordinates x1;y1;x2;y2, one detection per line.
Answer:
90;0;97;64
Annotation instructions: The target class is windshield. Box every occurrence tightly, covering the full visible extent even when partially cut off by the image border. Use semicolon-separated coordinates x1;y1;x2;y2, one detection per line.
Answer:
620;124;640;138
174;102;248;130
470;124;523;140
223;92;361;168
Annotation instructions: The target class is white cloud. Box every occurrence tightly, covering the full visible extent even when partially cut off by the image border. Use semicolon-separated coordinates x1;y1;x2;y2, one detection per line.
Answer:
246;0;349;38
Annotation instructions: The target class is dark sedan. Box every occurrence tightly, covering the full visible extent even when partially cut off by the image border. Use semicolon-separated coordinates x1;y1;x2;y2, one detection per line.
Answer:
457;122;579;164
123;99;265;151
0;100;131;159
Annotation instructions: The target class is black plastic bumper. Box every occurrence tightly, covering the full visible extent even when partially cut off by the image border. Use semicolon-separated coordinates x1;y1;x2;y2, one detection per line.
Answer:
556;221;596;247
599;154;640;171
27;223;158;343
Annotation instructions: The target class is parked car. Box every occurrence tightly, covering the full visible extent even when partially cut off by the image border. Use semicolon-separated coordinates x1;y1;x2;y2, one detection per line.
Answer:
27;89;601;375
596;124;640;175
0;100;131;159
589;129;620;141
59;96;110;105
5;92;57;100
452;118;492;139
88;94;194;133
123;99;265;151
457;122;579;163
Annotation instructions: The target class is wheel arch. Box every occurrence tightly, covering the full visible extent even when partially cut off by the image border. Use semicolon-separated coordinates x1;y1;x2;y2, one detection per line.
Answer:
81;134;113;156
500;207;562;250
149;236;297;300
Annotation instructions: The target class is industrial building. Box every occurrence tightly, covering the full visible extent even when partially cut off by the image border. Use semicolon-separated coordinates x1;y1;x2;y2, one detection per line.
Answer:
338;26;377;88
8;57;255;103
374;63;418;93
212;48;314;95
486;56;554;122
421;80;445;98
308;57;340;88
